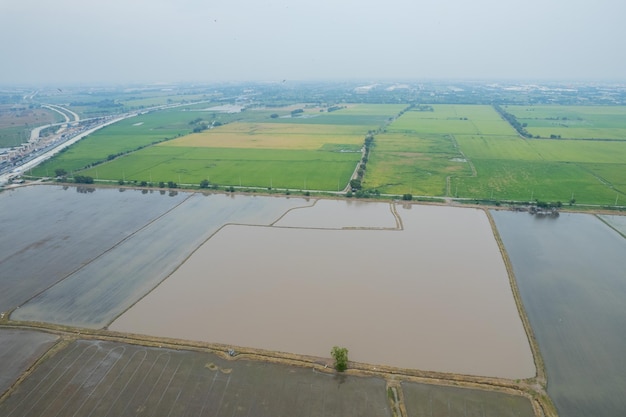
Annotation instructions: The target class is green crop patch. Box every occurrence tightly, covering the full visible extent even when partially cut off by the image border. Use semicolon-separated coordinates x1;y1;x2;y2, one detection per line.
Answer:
27;102;626;205
362;104;626;203
454;135;543;161
364;105;507;196
268;113;390;127
506;105;626;140
31;107;204;176
453;159;620;203
364;133;471;196
82;146;360;190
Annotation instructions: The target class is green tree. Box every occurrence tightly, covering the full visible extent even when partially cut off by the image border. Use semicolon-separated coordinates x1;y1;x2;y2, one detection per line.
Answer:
74;175;94;184
54;168;67;177
349;179;361;190
331;346;348;372
199;179;210;188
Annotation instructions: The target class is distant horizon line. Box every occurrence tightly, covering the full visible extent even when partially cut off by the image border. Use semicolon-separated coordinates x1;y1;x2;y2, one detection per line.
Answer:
2;77;626;89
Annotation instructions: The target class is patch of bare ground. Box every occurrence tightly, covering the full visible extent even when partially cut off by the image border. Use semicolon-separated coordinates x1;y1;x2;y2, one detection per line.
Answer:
2;318;555;417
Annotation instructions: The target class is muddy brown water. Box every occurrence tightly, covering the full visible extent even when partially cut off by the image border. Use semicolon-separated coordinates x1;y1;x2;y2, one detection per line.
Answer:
112;201;534;379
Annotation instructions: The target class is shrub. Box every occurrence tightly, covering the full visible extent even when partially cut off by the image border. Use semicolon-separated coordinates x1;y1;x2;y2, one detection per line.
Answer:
331;346;348;372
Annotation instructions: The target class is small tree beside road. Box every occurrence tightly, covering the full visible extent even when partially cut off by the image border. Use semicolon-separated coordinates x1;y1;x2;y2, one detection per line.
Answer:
331;346;348;372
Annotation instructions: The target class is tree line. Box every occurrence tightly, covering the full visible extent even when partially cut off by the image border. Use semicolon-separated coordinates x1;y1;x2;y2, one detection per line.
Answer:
493;105;532;138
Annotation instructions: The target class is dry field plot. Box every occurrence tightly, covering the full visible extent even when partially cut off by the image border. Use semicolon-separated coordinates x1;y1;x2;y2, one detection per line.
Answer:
0;339;391;417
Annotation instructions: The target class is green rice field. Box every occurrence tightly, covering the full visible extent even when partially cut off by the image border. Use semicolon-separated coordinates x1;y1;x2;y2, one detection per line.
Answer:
506;105;626;140
81;147;359;190
364;104;626;204
27;103;626;204
34;104;401;191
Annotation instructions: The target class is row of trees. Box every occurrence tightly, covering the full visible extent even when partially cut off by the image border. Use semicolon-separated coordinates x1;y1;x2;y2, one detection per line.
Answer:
350;133;375;192
347;106;413;198
74;175;94;184
493;105;532;138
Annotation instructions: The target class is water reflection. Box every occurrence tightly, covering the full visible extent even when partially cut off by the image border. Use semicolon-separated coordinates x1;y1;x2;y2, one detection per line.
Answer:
491;210;626;417
76;186;95;194
530;213;559;221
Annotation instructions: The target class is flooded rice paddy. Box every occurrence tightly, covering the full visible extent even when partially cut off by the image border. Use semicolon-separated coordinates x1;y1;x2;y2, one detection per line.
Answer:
0;328;58;394
491;210;626;417
9;188;305;328
274;198;399;229
5;184;626;414
112;202;534;379
2;185;534;379
598;213;626;236
0;185;188;312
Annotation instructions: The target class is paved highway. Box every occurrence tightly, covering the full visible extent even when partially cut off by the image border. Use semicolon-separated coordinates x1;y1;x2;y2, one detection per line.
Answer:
0;114;135;185
0;100;212;186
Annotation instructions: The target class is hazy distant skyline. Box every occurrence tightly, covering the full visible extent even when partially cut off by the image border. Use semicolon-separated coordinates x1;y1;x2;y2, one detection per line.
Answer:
2;0;625;85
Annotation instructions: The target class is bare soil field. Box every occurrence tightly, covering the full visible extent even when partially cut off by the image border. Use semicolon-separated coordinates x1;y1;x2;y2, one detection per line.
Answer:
0;339;391;417
0;106;60;146
402;381;535;417
0;106;58;129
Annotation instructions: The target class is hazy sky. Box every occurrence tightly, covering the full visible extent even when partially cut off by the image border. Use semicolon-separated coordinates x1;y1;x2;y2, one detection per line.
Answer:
1;0;625;85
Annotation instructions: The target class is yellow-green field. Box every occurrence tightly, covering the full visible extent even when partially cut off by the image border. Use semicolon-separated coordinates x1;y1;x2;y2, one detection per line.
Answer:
163;122;366;150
